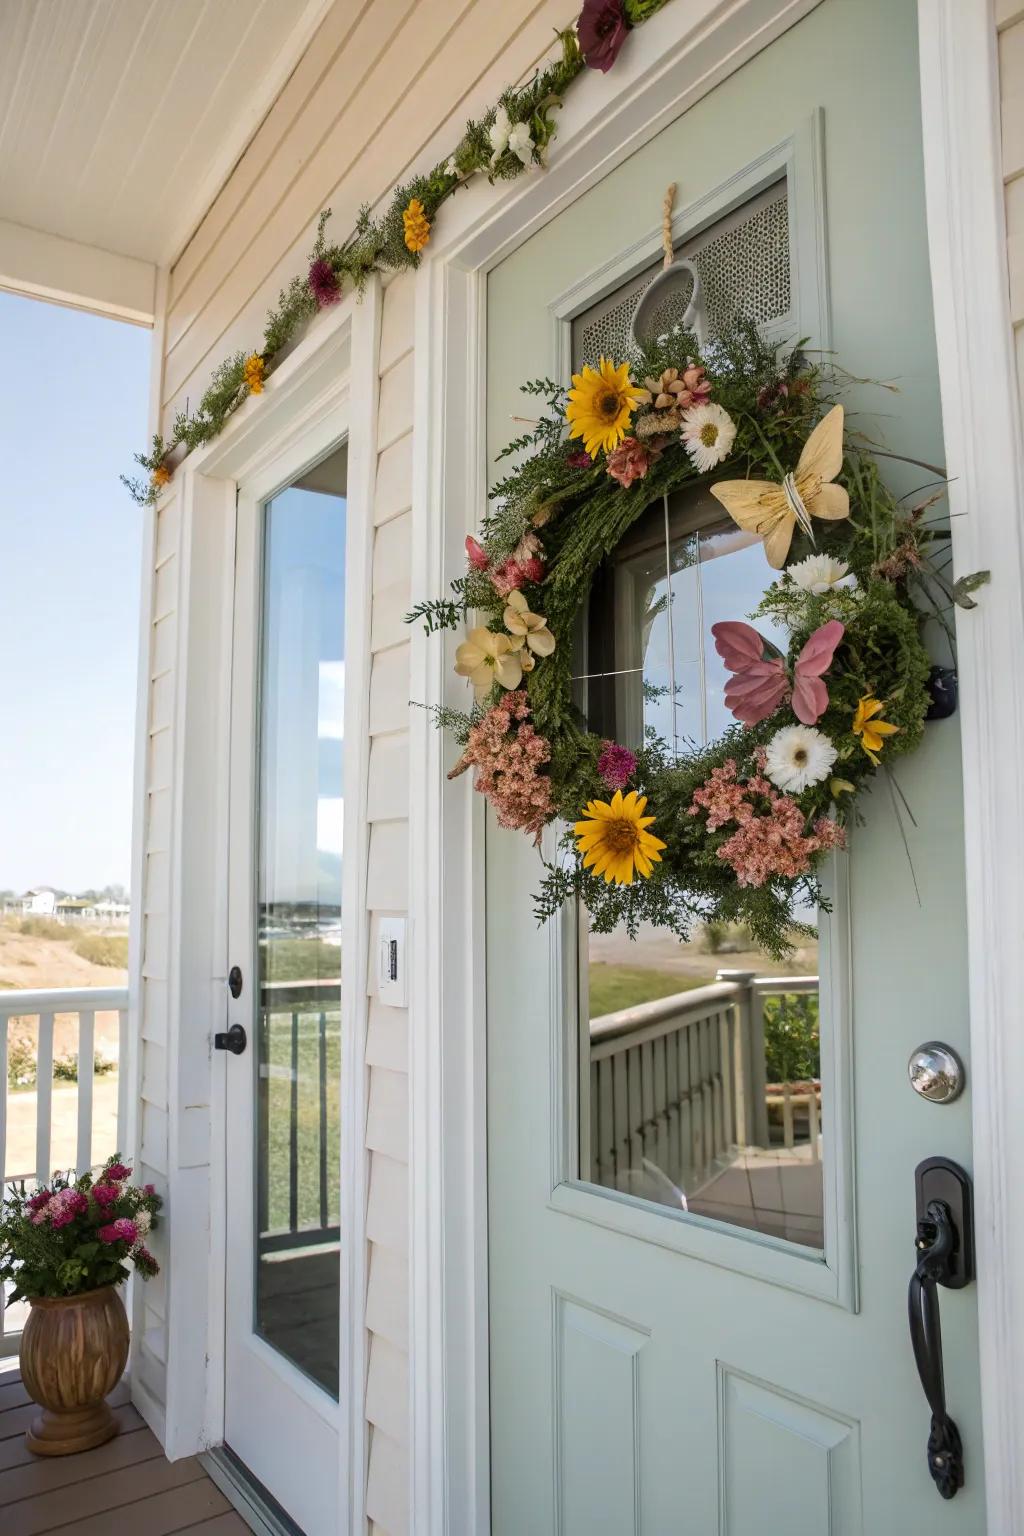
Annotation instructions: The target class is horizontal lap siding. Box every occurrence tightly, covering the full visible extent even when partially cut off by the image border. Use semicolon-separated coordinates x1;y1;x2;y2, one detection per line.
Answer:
144;1;568;1523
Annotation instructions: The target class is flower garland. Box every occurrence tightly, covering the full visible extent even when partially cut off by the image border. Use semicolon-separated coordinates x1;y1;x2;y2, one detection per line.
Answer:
121;0;674;506
411;322;986;958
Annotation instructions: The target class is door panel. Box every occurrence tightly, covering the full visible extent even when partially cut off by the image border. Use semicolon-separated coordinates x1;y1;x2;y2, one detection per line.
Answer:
485;1;985;1531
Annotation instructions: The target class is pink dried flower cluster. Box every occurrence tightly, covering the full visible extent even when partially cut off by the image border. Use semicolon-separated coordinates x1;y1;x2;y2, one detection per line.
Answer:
308;256;341;308
605;437;652;489
456;691;554;841
99;1217;139;1246
466;532;546;596
689;758;845;888
597;741;638;791
43;1189;89;1229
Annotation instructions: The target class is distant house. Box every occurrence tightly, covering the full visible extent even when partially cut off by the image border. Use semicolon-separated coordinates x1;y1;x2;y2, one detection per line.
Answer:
54;897;96;922
15;888;56;916
92;899;130;926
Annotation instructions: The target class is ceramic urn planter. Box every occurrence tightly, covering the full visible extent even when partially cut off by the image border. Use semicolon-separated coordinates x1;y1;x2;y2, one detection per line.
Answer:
19;1285;130;1455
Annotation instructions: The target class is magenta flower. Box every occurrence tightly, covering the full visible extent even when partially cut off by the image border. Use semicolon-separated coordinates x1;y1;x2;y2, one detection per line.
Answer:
567;448;592;469
105;1162;132;1181
99;1217;139;1246
308;257;341;308
597;741;637;791
144;1183;156;1197
578;0;630;72
26;1191;51;1212
47;1189;88;1229
466;535;490;572
91;1183;119;1207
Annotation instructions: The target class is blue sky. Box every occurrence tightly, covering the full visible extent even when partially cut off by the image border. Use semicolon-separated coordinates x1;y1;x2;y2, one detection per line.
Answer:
0;292;150;894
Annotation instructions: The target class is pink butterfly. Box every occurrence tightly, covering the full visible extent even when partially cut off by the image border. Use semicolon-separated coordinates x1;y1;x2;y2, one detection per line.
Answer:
712;619;845;727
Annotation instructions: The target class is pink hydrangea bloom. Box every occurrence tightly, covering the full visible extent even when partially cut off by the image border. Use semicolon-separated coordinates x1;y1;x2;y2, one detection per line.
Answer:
452;691;554;841
105;1163;132;1181
99;1217;139;1246
688;758;845;888
47;1189;89;1229
605;437;652;489
597;741;637;791
26;1190;51;1212
91;1183;119;1207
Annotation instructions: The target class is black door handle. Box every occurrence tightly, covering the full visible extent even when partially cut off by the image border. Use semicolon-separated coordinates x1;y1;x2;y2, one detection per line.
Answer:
908;1158;973;1500
214;1023;247;1055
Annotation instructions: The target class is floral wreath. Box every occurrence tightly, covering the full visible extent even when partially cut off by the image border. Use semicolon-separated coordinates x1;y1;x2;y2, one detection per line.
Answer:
411;321;984;959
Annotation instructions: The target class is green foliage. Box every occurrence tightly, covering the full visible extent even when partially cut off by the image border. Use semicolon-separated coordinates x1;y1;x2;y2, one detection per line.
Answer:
70;932;129;968
7;1037;117;1089
0;1156;161;1300
762;993;820;1083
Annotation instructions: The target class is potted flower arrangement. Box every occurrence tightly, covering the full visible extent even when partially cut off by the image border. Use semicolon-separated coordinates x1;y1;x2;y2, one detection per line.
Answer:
0;1156;162;1455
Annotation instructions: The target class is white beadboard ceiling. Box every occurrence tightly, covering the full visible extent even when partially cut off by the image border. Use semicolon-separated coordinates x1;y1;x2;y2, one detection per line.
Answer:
0;0;334;291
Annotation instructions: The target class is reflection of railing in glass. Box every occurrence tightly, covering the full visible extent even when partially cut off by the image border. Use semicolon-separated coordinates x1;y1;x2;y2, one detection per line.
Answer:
582;971;822;1249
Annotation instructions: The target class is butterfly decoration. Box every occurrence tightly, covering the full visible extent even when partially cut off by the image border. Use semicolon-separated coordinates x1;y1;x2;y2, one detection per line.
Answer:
712;619;845;726
709;404;850;569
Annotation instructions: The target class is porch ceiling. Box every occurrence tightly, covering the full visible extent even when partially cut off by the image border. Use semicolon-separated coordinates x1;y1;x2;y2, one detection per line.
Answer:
0;0;333;321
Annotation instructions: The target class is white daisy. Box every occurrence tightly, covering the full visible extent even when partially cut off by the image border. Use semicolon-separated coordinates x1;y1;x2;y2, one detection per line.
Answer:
787;553;858;595
680;402;737;473
764;724;837;793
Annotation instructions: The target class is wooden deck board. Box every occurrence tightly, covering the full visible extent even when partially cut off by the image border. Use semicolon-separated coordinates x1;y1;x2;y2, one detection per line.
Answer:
0;1370;250;1534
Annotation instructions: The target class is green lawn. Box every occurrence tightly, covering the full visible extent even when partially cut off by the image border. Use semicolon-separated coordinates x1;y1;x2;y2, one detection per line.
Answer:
588;964;708;1019
262;1007;341;1234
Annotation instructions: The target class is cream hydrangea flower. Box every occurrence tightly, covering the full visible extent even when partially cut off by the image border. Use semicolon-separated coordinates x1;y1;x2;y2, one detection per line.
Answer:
764;724;837;793
507;120;535;165
787;553;858;595
455;627;523;691
503;590;555;657
680;402;737;473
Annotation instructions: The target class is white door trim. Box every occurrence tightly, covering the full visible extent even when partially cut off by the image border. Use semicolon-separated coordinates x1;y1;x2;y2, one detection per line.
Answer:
917;3;1024;1526
409;0;1024;1530
150;287;379;1536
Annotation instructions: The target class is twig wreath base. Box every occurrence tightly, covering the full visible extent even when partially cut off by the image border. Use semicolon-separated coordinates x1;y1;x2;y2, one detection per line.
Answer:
412;323;985;959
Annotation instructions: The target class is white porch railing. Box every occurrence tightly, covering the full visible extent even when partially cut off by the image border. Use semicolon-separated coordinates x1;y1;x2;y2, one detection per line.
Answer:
586;971;819;1202
1;986;129;1354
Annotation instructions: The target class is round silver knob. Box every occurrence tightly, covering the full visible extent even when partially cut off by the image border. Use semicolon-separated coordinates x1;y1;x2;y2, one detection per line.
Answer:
908;1042;965;1104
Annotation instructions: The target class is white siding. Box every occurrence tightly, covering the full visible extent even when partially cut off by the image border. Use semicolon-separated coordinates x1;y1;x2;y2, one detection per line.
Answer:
137;2;571;1525
1000;6;1024;397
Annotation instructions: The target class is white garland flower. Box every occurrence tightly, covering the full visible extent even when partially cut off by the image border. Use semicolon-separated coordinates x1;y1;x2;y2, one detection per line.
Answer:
489;106;534;167
764;724;837;793
787;553;858;595
134;1208;152;1236
680;402;737;473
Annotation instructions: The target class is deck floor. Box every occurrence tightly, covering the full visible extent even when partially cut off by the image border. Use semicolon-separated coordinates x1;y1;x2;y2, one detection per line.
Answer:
0;1368;251;1535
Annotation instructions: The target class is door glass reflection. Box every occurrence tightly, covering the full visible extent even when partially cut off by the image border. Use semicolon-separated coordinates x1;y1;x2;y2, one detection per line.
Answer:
578;497;824;1251
255;444;346;1394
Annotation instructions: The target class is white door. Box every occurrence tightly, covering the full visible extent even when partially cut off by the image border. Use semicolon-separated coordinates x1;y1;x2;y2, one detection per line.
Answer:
223;439;349;1533
486;1;985;1531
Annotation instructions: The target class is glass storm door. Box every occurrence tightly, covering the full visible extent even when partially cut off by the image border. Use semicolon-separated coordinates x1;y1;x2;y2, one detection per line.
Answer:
224;442;347;1534
484;2;986;1533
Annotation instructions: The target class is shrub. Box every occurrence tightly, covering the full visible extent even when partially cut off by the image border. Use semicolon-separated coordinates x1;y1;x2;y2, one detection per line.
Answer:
71;932;129;968
762;993;820;1083
18;917;67;940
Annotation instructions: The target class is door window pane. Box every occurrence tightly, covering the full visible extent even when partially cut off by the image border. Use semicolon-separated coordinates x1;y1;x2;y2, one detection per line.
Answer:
578;492;824;1251
255;445;346;1395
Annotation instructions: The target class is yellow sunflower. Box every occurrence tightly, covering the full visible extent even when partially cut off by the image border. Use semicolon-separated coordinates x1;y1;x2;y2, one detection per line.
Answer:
852;695;900;765
574;789;667;885
566;357;645;459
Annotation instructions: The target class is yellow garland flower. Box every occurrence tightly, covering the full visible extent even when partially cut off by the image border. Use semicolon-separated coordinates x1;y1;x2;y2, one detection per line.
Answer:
403;197;431;254
151;463;172;489
244;353;266;395
574;789;666;885
852;695;900;765
454;627;522;691
566;357;645;460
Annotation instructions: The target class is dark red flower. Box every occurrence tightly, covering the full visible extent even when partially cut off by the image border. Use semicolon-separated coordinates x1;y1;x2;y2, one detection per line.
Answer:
578;0;631;72
567;448;592;469
308;257;341;308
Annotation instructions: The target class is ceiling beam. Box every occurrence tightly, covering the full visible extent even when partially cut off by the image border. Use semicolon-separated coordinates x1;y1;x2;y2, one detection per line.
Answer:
0;217;156;326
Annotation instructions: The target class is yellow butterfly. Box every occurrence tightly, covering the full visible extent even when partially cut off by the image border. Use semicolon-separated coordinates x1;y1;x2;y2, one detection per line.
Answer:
709;403;850;569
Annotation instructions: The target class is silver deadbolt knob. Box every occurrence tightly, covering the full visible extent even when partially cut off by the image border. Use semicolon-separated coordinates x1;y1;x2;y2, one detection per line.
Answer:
908;1042;966;1104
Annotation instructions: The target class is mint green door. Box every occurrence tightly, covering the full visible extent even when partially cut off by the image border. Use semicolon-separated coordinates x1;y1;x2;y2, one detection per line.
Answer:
485;2;985;1532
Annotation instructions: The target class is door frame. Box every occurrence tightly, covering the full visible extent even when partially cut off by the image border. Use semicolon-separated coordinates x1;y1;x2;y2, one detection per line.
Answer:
408;1;1024;1532
144;278;382;1536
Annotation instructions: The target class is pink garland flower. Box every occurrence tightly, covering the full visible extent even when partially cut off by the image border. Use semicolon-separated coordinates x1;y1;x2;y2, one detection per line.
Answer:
90;1182;120;1207
597;741;637;791
578;0;630;72
99;1217;139;1246
605;437;652;489
689;758;845;888
308;256;341;308
452;690;554;841
105;1162;132;1181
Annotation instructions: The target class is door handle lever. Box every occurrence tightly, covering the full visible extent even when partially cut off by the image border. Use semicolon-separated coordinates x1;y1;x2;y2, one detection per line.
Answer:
214;1023;247;1055
907;1157;973;1500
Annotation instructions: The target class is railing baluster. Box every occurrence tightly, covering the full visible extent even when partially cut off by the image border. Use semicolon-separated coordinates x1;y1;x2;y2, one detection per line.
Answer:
77;1008;95;1175
596;1058;612;1185
665;1031;680;1188
653;1035;669;1180
612;1051;629;1181
782;1082;795;1150
318;1011;329;1230
289;1011;300;1233
627;1047;643;1172
35;1011;54;1185
719;1010;734;1151
640;1040;655;1166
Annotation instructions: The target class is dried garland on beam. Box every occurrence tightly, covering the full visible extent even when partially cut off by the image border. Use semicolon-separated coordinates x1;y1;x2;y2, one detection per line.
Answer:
410;322;987;958
121;0;673;506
